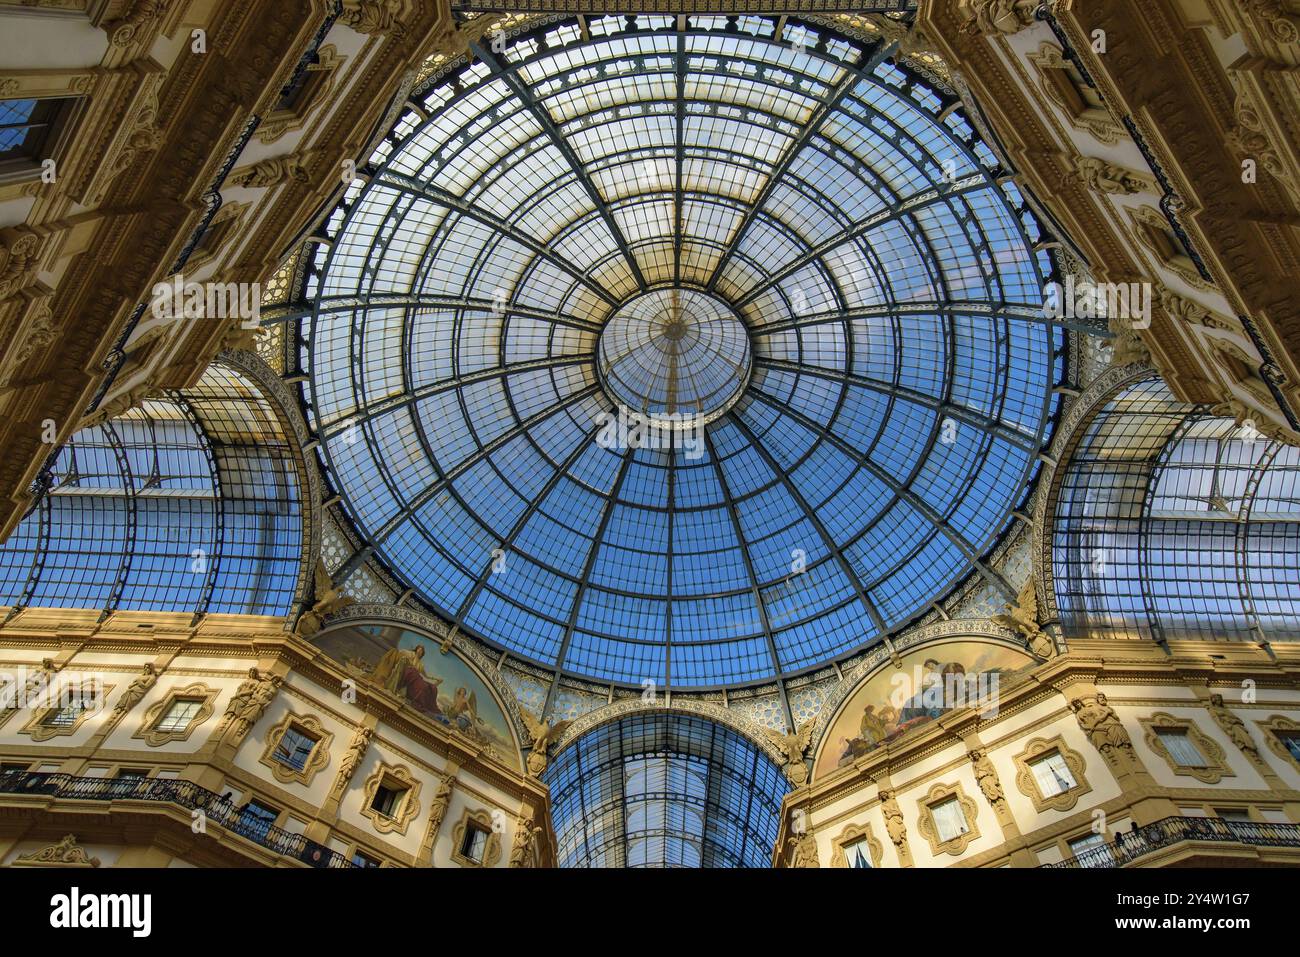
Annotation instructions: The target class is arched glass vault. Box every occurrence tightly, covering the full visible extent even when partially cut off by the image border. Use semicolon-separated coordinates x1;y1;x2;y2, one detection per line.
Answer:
303;14;1069;689
0;363;304;621
542;712;789;867
1053;376;1300;642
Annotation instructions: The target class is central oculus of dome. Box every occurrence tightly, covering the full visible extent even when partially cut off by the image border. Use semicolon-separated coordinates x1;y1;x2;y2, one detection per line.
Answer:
597;288;751;422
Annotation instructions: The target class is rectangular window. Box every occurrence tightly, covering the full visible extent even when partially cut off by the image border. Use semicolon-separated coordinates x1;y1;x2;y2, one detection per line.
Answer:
930;797;968;844
1029;751;1077;797
272;726;318;772
237;800;279;841
370;783;406;819
352;851;382;868
1069;832;1111;868
843;838;872;869
41;703;85;729
0;97;76;170
459;823;490;864
1157;728;1207;767
1214;808;1251;822
154;698;203;734
115;768;148;780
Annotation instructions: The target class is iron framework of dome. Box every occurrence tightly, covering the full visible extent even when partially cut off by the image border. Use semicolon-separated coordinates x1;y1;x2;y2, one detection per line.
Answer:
301;14;1070;689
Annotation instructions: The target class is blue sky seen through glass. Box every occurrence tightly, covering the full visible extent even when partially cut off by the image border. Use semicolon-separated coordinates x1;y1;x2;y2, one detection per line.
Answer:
305;15;1063;688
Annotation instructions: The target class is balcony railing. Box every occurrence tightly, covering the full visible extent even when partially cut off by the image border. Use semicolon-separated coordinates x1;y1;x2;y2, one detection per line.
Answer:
0;769;355;868
1044;815;1300;869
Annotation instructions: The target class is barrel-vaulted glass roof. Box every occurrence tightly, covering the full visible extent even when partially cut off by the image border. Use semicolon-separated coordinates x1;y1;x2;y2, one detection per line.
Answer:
304;14;1066;689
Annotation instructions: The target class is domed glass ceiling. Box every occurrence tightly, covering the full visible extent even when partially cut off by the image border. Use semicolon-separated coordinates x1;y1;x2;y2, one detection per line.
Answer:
304;15;1065;689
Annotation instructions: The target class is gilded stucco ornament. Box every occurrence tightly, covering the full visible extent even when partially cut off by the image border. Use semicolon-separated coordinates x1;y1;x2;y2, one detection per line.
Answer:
104;0;163;48
1209;398;1298;447
1244;0;1300;44
0;227;44;302
429;13;511;61
1227;87;1294;192
232;156;312;189
522;710;572;777
15;835;100;868
84;383;153;429
1107;318;1152;369
960;0;1043;35
11;300;55;367
340;0;409;37
1073;156;1153;195
991;581;1055;659
765;719;816;787
1158;287;1236;332
295;560;355;638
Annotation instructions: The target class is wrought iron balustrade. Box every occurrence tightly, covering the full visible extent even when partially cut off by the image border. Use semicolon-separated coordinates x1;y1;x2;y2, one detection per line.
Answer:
1044;815;1300;869
0;769;355;868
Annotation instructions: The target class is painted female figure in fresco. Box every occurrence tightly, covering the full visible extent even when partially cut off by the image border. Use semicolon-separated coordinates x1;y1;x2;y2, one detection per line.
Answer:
371;643;443;717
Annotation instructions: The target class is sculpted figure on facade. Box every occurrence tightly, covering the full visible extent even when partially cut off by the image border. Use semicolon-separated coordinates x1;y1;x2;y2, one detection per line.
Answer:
1071;693;1136;768
1206;693;1261;763
970;748;1005;806
113;662;158;716
333;726;373;794
224;668;281;740
879;789;912;865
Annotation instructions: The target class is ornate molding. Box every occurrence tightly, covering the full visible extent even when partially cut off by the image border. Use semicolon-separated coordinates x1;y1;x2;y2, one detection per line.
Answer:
360;762;422;835
1258;715;1300;773
1140;712;1234;785
551;695;787;769
258;711;334;786
916;780;982;857
1026;41;1124;145
828;821;883;868
450;807;501;867
1072;155;1155;195
133;682;218;746
1012;734;1092;812
14;834;100;868
960;0;1043;36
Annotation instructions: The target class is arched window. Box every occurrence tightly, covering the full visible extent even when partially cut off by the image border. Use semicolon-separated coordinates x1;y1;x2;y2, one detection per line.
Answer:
542;712;789;867
1052;376;1300;642
0;363;305;620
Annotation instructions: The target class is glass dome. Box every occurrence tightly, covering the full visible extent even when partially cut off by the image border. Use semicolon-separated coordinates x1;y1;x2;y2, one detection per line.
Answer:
304;15;1064;688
